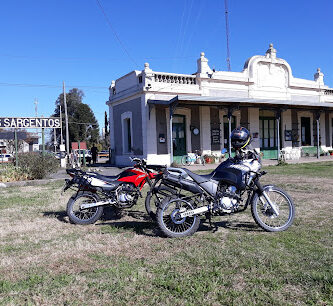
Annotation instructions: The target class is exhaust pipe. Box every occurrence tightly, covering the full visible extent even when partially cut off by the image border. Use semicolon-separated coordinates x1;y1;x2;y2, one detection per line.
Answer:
80;200;114;210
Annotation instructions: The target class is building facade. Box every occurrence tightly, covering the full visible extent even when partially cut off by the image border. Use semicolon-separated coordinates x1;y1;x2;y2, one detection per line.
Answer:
0;131;39;154
107;44;333;165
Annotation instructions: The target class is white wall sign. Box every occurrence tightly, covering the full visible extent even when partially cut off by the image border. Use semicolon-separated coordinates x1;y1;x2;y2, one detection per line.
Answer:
0;117;61;129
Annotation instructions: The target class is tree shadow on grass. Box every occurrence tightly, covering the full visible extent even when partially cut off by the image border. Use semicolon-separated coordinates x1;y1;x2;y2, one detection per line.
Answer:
43;210;68;223
97;209;159;237
199;219;260;233
101;208;152;222
96;220;158;237
42;207;153;224
42;208;261;236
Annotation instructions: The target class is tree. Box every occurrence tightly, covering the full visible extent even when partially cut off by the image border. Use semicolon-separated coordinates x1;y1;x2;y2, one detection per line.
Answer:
104;111;109;137
51;88;99;149
102;111;110;149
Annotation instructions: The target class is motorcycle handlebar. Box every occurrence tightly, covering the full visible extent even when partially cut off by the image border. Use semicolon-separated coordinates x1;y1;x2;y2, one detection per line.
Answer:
129;157;148;167
129;157;166;173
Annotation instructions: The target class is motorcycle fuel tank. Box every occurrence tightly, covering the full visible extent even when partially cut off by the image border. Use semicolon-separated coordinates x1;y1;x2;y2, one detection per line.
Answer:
212;158;260;190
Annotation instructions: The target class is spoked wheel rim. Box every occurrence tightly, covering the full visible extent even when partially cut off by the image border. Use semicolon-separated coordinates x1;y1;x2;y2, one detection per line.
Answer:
256;189;293;230
72;195;99;221
162;199;197;234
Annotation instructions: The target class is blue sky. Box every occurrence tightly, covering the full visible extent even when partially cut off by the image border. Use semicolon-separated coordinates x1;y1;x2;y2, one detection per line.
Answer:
1;0;332;134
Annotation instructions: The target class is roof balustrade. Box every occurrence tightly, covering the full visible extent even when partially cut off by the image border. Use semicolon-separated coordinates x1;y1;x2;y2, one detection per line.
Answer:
154;73;196;85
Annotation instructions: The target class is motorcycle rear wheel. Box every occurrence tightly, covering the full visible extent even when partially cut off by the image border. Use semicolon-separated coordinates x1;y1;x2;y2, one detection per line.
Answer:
157;198;200;238
67;191;104;225
251;185;295;232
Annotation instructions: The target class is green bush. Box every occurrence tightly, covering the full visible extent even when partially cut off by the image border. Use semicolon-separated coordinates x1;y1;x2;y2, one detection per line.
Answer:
17;152;59;180
0;164;30;182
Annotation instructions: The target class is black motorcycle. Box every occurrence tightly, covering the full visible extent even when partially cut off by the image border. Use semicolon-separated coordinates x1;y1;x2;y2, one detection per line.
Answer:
156;147;295;238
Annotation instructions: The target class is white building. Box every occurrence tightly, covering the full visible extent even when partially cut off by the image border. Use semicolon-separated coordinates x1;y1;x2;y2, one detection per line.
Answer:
0;131;39;154
107;44;333;165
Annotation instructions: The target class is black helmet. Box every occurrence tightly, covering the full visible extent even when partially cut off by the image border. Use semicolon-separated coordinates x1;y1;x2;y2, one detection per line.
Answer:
230;127;251;149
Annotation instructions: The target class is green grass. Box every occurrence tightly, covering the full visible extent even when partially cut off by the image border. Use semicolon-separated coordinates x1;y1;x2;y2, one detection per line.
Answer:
195;161;333;178
265;161;333;178
0;163;332;305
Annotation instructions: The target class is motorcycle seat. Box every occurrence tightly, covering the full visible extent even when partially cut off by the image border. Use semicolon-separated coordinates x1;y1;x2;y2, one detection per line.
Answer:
91;173;120;183
182;168;215;184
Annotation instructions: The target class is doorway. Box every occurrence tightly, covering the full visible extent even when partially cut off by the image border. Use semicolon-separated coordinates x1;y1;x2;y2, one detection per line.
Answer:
172;115;186;157
301;117;311;146
259;110;278;159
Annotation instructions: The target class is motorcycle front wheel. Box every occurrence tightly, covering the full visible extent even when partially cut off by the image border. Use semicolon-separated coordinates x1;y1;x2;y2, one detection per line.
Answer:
251;185;295;232
157;198;200;238
67;191;104;225
145;186;177;220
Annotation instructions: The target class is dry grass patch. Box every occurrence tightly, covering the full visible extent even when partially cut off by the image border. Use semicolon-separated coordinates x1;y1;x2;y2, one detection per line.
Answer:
0;163;332;304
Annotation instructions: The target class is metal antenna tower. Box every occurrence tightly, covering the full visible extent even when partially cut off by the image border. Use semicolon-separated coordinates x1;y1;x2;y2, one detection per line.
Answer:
34;98;38;117
224;0;231;71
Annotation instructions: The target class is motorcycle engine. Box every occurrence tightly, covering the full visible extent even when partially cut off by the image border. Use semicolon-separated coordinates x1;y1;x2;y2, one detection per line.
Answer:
116;184;137;208
215;185;240;213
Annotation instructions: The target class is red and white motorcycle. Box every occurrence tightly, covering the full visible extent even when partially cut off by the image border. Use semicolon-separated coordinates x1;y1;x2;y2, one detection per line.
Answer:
63;158;174;224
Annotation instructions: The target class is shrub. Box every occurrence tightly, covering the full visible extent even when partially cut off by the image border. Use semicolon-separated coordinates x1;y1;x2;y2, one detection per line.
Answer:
17;152;59;180
0;164;29;182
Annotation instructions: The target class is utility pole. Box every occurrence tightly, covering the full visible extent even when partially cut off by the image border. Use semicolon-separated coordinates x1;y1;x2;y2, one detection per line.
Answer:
14;129;18;167
34;98;38;142
224;0;231;71
60;101;63;145
53;128;57;152
63;81;70;156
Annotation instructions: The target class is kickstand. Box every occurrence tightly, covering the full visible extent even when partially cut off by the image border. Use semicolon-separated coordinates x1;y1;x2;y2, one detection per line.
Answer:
207;213;218;233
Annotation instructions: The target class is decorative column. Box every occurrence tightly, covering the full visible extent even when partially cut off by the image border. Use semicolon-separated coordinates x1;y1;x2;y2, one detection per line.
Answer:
275;109;286;160
314;111;321;159
276;110;281;160
169;100;179;165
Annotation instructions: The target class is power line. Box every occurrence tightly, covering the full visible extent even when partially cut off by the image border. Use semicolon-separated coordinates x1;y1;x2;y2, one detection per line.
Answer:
173;0;187;70
179;0;194;58
0;53;196;62
68;121;99;126
0;82;108;90
182;0;205;58
95;0;138;68
0;82;60;89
